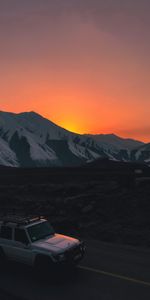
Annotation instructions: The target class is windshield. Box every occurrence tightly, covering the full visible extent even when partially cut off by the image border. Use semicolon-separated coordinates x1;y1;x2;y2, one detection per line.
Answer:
28;221;55;242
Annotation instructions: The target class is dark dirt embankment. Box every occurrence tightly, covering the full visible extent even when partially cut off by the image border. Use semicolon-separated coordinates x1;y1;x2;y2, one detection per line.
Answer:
0;165;150;248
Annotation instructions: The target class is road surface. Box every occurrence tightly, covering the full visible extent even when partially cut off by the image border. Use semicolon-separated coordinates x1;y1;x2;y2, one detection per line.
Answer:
1;240;150;299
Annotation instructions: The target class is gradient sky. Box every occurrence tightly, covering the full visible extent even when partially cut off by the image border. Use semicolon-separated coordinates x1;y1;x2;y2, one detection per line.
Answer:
0;0;150;142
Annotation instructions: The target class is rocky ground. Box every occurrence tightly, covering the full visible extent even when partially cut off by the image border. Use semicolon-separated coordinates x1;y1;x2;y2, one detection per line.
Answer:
0;165;150;248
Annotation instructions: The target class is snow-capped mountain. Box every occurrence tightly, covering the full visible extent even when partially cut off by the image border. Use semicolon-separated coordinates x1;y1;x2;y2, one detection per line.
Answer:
0;136;19;167
85;134;143;151
0;111;146;167
131;143;150;166
84;133;144;162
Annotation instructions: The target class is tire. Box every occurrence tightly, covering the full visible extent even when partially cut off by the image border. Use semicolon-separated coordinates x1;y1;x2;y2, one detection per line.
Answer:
34;255;55;274
0;247;6;267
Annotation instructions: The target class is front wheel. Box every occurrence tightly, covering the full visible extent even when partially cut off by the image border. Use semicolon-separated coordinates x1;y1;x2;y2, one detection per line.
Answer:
34;255;56;274
0;247;6;267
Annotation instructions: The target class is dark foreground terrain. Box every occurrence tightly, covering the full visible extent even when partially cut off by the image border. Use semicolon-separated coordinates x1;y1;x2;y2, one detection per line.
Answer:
1;162;150;299
0;161;150;247
1;240;150;299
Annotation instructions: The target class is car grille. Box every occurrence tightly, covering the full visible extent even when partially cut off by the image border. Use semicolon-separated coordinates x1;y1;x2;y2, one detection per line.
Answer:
66;244;83;261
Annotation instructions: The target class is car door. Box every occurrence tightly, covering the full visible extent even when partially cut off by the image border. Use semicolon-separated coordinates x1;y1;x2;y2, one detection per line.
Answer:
11;228;34;265
0;226;14;259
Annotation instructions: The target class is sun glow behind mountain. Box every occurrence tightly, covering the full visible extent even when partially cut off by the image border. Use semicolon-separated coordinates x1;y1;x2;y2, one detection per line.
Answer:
60;120;82;134
0;110;146;168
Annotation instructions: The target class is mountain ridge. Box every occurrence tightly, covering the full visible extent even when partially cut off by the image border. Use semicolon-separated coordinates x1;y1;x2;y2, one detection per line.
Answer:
0;110;148;167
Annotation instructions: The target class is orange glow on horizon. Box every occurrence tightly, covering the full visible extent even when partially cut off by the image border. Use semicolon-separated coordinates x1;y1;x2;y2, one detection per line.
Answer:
1;101;149;143
2;107;148;143
1;62;149;143
59;120;83;134
0;3;149;144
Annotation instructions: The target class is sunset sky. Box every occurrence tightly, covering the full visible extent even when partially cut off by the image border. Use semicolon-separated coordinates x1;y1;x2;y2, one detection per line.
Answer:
0;0;150;142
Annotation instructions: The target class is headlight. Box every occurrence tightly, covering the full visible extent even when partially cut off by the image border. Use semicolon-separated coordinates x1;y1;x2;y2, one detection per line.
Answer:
59;253;65;260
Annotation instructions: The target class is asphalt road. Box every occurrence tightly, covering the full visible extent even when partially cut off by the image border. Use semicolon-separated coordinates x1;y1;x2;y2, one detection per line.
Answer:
1;240;150;300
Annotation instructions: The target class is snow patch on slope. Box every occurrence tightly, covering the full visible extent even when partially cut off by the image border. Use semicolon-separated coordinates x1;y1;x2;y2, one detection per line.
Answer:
68;141;101;161
24;135;58;164
0;137;19;167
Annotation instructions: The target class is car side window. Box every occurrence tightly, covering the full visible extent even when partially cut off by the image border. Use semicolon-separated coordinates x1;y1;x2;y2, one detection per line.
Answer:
15;228;29;245
0;226;12;240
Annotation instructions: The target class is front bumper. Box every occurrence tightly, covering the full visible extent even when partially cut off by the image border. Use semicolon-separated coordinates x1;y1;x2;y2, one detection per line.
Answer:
52;241;86;266
65;241;86;264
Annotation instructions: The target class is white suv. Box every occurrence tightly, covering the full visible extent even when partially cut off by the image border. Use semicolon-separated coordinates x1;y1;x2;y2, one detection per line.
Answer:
0;216;85;269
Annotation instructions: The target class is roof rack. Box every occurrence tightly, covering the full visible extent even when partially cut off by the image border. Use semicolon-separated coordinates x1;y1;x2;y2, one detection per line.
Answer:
0;215;45;226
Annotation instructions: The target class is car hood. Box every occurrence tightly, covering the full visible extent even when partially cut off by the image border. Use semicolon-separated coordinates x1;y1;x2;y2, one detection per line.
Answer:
33;234;79;253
